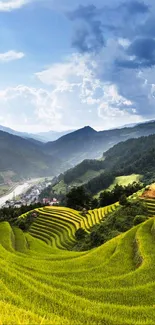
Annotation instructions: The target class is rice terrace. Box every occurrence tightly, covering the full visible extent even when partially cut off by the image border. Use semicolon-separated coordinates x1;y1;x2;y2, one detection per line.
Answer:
2;0;155;323
1;191;155;325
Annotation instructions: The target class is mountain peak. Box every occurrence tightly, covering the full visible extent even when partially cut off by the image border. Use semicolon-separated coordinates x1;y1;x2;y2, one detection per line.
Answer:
83;126;96;131
74;126;97;135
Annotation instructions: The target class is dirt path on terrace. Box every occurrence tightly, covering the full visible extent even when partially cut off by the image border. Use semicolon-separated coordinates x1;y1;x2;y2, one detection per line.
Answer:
141;184;155;199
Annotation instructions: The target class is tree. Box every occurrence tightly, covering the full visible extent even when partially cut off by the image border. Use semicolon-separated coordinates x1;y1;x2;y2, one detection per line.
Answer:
119;194;128;206
91;198;98;209
66;186;91;210
75;228;87;240
134;215;147;225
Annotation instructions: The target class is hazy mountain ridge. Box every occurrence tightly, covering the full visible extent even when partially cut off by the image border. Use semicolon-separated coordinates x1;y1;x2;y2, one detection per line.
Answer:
1;120;155;183
0;125;75;143
45;121;155;166
37;129;75;142
0;131;66;182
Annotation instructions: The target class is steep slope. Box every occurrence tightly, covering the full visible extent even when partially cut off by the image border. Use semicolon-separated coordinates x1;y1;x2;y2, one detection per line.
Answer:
84;134;155;193
0;131;64;181
45;126;98;165
1;205;155;324
102;134;155;177
45;121;155;166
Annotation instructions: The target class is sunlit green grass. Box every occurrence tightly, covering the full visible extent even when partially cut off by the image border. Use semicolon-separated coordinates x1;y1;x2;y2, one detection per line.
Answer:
94;174;142;198
0;204;155;324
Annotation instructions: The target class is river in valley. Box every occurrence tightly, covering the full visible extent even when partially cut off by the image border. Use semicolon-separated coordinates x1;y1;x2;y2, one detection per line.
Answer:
0;182;30;208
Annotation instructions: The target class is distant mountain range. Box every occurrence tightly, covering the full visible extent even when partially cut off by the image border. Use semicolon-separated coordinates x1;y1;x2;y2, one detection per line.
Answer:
44;121;155;166
37;130;75;142
0;125;74;142
1;120;155;183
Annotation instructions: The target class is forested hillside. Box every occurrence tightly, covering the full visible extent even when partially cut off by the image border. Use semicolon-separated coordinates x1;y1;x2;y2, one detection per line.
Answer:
103;135;155;181
0;131;65;182
52;133;155;196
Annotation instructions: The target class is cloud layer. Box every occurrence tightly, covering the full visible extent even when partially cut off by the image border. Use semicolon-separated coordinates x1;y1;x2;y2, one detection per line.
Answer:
1;0;155;132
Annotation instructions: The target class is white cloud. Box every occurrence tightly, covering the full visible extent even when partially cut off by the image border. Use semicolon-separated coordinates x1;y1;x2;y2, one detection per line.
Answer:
98;83;144;128
0;0;29;11
36;53;103;105
35;53;145;130
0;50;25;62
1;44;153;132
0;85;63;131
36;54;90;87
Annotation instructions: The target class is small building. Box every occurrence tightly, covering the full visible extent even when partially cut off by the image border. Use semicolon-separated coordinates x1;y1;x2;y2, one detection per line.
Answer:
49;198;60;206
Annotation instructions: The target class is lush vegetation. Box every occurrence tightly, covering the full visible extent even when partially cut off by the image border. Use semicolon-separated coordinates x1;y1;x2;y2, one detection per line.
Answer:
108;174;142;190
98;182;143;206
52;133;155;198
1;194;155;324
28;204;116;247
65;182;143;210
74;199;148;251
103;134;155;183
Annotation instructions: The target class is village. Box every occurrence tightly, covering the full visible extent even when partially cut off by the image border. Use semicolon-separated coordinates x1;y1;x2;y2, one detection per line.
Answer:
3;179;60;208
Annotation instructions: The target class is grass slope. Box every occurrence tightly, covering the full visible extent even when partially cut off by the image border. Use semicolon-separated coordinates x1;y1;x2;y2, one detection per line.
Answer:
108;174;142;190
94;174;142;198
1;204;155;324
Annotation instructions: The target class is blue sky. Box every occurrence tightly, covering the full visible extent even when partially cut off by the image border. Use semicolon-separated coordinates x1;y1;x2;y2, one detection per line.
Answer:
0;0;155;133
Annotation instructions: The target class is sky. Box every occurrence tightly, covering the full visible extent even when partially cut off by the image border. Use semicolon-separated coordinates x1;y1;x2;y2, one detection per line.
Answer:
0;0;155;133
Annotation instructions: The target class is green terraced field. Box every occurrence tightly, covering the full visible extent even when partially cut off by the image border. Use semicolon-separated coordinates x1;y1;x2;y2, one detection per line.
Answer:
1;204;155;324
29;204;118;247
141;198;155;215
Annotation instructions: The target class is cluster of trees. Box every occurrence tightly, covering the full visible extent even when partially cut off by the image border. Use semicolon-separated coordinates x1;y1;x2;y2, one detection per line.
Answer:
0;202;45;228
73;199;149;251
99;182;143;207
66;182;143;211
16;210;39;231
66;186;91;210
